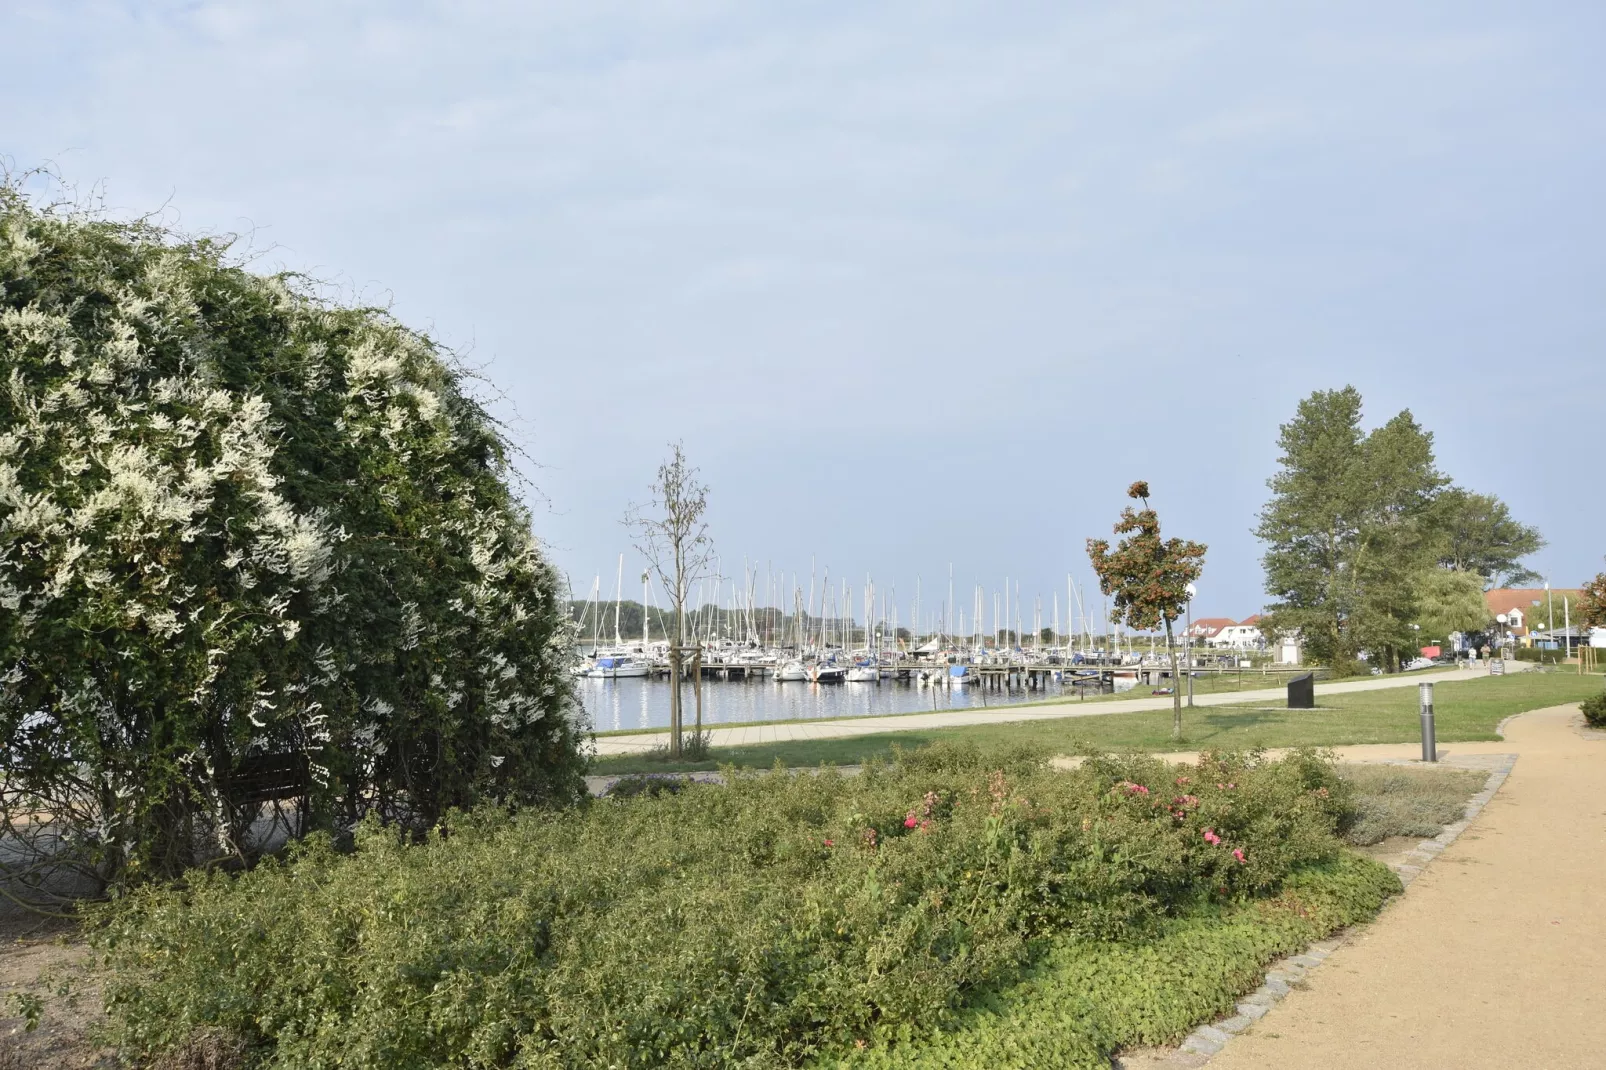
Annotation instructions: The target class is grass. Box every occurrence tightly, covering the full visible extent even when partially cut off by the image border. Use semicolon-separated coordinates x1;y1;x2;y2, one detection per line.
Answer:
590;671;1605;775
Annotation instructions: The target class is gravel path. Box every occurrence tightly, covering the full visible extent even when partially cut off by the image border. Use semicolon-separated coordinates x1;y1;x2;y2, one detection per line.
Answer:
1192;703;1606;1069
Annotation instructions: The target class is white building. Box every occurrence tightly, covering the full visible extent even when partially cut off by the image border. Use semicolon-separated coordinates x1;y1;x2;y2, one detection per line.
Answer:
1212;615;1265;651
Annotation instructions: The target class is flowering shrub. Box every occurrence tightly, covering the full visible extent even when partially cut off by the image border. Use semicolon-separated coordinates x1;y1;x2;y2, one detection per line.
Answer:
93;742;1383;1069
0;180;586;898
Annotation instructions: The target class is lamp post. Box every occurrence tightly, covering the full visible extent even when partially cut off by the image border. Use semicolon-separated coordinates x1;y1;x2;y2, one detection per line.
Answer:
1184;582;1197;708
1545;581;1556;659
1419;681;1437;762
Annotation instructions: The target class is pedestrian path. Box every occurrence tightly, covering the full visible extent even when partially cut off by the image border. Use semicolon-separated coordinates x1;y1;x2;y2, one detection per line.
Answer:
591;666;1490;756
1196;703;1606;1069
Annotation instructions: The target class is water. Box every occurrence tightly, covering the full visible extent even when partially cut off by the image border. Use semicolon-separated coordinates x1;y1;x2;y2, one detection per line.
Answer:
578;674;1091;732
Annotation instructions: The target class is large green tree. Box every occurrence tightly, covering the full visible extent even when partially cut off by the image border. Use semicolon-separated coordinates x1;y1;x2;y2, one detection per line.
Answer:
0;182;587;903
1256;389;1431;669
1257;387;1542;672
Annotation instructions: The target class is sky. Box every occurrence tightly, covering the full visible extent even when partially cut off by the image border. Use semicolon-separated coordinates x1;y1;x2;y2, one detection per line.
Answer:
5;1;1603;631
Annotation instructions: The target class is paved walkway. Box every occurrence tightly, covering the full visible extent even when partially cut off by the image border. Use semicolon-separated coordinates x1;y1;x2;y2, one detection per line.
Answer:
592;666;1490;756
1201;703;1606;1069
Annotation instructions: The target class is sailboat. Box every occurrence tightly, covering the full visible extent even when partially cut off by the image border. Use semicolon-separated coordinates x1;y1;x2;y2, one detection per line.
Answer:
585;554;652;677
845;660;878;683
588;654;651;679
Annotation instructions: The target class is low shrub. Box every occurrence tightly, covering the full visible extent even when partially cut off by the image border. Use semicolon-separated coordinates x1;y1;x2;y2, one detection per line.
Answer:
93;742;1368;1070
1513;647;1565;664
819;854;1399;1070
605;774;693;799
1336;765;1486;846
1582;691;1606;728
1324;657;1371;680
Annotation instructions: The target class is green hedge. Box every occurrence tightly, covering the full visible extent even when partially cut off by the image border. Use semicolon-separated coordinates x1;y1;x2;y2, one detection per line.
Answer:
93;744;1382;1069
1513;647;1566;664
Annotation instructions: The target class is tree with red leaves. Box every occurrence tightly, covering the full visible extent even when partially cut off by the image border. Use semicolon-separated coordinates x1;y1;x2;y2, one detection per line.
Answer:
1088;481;1208;740
1578;564;1606;631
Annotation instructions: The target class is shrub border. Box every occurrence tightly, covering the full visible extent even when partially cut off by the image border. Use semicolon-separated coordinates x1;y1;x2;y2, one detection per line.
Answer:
1118;753;1518;1068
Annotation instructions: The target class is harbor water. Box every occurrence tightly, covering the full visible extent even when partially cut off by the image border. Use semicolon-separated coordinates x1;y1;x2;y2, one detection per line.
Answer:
578;673;1095;732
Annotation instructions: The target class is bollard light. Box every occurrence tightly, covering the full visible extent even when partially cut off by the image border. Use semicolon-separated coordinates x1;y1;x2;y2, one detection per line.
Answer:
1419;681;1437;763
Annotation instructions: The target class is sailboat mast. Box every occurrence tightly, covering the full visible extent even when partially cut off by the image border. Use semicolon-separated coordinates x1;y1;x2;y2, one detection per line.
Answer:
611;553;624;647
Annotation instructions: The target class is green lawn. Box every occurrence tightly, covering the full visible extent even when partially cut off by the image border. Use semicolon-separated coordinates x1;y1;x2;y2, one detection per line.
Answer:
590;671;1604;775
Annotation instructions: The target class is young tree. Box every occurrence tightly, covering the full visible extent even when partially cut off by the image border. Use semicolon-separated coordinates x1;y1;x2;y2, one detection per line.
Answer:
626;443;714;758
1088;481;1206;740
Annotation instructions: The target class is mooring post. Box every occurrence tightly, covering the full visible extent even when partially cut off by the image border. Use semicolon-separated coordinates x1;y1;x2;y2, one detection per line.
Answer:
1419;681;1436;762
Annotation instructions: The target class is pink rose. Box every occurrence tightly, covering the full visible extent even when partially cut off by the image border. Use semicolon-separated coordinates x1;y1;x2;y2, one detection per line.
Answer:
1233;848;1246;864
1203;828;1221;846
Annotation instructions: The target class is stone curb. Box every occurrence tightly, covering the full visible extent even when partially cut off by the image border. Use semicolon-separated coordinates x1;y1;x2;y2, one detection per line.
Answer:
1116;753;1518;1069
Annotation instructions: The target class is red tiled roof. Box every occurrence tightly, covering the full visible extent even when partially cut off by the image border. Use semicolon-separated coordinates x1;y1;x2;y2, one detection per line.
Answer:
1184;617;1236;637
1485;588;1582;636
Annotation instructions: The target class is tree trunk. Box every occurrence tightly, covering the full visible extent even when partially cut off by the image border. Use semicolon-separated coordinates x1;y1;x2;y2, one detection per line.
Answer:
1164;617;1182;740
668;647;683;758
691;646;703;745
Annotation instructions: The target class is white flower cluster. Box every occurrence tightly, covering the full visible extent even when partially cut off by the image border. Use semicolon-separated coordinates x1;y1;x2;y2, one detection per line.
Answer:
0;193;586;845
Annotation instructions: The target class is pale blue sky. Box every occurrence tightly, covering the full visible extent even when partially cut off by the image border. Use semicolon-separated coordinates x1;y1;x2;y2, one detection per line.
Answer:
6;2;1602;627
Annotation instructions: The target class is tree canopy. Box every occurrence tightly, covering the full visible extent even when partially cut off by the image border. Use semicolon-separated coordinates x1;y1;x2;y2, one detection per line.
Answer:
1256;387;1540;671
1430;488;1544;587
1577;566;1606;631
0;182;586;901
1410;568;1489;645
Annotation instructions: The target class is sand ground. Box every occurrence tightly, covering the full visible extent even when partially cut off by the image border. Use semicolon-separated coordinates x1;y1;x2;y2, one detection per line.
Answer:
1200;703;1606;1070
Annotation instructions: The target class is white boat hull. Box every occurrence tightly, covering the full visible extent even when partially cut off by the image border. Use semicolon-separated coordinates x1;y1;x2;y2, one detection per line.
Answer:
773;662;807;682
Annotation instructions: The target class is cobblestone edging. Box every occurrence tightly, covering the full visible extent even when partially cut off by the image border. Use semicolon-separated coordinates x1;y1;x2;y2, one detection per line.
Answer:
1118;753;1518;1069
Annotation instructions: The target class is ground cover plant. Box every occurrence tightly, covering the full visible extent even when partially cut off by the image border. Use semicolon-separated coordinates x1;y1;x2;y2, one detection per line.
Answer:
591;672;1603;775
92;742;1394;1069
1334;764;1487;846
815;854;1395;1069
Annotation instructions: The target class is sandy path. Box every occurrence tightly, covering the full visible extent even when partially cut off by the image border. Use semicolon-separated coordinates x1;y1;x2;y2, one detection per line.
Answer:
1205;704;1606;1070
